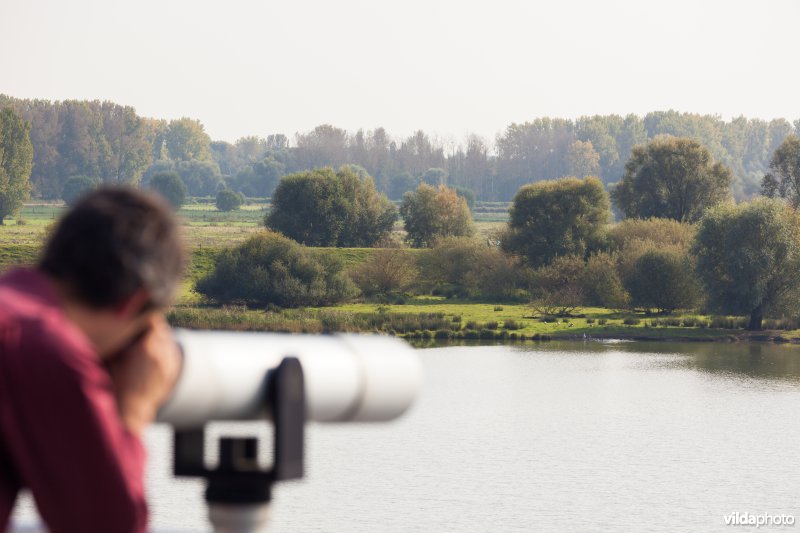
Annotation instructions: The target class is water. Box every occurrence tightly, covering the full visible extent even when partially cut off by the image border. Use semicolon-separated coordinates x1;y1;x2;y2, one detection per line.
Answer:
11;340;800;532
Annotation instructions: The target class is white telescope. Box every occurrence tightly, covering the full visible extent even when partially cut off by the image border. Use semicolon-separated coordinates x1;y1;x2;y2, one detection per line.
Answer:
158;330;423;427
158;330;423;533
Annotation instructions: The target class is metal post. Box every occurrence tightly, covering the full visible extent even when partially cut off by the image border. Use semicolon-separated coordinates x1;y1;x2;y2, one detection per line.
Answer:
173;357;305;533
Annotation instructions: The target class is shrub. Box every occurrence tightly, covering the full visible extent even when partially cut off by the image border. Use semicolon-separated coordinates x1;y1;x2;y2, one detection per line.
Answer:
149;171;187;208
529;255;586;315
479;329;496;340
608;218;696;252
586;318;595;324
501;176;610;267
196;231;358;307
266;166;397;247
624;248;701;313
484;321;499;330
400;184;474;247
349;248;418;296
503;319;523;330
62;175;98;206
623;317;641;325
216;189;245;211
598;318;607;325
583;252;629;309
463;246;530;300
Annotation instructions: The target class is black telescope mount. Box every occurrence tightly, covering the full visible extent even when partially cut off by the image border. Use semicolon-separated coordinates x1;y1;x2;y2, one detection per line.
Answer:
171;357;305;532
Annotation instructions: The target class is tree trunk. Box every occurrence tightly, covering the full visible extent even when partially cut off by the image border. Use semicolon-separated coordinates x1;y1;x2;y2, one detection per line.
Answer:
748;305;763;331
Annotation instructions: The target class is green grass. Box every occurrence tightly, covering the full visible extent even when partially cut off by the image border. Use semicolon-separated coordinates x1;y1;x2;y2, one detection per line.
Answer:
1;202;506;248
0;244;39;271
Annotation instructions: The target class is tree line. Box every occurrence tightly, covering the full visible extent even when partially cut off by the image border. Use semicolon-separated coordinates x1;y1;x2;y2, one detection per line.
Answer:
1;94;797;203
195;133;800;332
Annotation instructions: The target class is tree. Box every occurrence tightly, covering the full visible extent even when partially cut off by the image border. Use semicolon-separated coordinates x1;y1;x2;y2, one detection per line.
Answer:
762;135;800;206
62;175;98;206
420;167;447;186
232;156;285;197
216;189;244;211
196;231;357;307
612;136;732;222
388;171;418;200
693;199;800;330
0;108;33;224
349;248;418;296
176;159;223;196
501;176;610;267
400;184;474;247
566;139;601;178
624;248;700;313
164;118;213;162
148;172;187;209
265;166;397;247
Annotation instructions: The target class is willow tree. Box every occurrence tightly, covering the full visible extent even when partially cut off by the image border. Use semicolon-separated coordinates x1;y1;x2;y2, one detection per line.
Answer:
693;198;800;330
612;136;732;222
501;176;610;268
0;108;33;224
762;134;800;206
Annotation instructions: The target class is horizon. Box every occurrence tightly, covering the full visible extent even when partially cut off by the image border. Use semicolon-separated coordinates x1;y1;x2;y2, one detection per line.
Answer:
2;0;799;144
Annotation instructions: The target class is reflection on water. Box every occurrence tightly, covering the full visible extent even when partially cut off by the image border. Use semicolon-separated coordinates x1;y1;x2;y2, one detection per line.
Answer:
11;340;800;532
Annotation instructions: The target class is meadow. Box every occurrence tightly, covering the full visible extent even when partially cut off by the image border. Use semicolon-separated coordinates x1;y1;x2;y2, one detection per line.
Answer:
2;201;797;344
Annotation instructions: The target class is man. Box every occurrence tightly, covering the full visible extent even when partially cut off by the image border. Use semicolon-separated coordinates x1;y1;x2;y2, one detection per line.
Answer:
0;187;185;533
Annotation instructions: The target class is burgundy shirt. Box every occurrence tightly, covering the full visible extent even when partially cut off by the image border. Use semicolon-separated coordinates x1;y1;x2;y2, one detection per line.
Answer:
0;269;147;533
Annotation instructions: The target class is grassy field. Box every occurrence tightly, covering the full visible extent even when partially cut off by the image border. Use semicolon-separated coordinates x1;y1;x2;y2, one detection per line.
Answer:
4;201;800;344
1;202;504;248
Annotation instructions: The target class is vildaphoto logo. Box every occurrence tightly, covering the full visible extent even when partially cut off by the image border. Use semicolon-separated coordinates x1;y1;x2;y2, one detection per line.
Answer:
724;512;795;528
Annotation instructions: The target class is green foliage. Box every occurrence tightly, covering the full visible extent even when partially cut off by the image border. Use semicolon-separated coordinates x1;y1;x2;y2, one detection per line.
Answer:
612;136;732;222
762;135;800;206
266;166;397;247
196;231;358;308
529;254;587;315
417;237;528;299
349;248;418;296
453;186;476;210
420;167;447;186
149;171;187;208
400;184;475;247
232;156;284;197
62;175;98;206
388;172;418;200
624;248;701;313
693;198;800;330
501;176;610;267
164;118;213;162
0;108;33;223
583;252;629;309
216;189;244;212
607;217;696;251
566;139;601;177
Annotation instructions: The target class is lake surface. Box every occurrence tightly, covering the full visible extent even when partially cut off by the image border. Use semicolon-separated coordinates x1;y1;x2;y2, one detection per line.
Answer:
11;340;800;532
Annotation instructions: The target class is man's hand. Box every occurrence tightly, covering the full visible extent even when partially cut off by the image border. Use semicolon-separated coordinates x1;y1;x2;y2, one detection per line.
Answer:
106;315;182;436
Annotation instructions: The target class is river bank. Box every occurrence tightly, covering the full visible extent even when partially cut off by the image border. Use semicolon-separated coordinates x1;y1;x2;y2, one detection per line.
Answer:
165;301;800;345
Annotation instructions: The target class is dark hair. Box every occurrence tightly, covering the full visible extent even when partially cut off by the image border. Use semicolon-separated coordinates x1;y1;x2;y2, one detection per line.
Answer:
40;187;185;309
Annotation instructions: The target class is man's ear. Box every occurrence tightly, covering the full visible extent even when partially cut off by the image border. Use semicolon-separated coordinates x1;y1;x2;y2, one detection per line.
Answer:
113;288;151;319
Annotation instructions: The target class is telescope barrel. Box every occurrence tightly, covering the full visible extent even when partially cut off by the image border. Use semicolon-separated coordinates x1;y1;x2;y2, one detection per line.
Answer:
157;331;422;429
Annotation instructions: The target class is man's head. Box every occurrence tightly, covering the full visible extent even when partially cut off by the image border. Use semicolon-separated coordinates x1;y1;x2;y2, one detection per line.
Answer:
39;187;185;355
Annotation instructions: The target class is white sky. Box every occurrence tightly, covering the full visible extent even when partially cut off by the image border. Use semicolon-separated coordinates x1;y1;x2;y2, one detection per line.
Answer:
1;0;798;144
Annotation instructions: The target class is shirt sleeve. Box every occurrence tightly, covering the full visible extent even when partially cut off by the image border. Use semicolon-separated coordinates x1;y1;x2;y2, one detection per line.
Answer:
4;329;148;533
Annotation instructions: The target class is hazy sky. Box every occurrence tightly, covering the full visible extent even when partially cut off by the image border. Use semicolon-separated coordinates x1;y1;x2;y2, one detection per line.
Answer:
2;0;798;143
